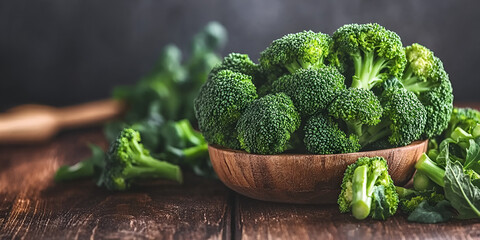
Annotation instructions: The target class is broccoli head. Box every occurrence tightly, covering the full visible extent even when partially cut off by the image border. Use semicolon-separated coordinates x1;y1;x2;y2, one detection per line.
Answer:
97;128;183;191
338;156;399;220
359;79;427;147
331;23;406;90
396;186;445;214
400;43;453;138
272;66;345;116
194;69;258;149
303;113;360;154
236;93;300;154
260;30;332;74
328;88;383;137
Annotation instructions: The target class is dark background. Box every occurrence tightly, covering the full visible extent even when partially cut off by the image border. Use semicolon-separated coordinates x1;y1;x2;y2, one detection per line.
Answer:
1;0;479;111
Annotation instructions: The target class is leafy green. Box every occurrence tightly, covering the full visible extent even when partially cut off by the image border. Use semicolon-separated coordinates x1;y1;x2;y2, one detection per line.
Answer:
407;200;452;223
54;144;105;182
444;161;480;219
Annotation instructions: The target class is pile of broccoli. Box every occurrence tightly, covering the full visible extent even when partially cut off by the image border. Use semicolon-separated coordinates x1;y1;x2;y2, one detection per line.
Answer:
195;23;453;155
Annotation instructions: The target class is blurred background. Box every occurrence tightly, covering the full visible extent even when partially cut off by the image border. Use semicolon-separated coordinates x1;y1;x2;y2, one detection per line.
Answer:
1;0;479;111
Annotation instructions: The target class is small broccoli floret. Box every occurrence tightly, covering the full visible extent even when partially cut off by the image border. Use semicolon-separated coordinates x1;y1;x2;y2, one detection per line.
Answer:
396;186;445;214
260;30;332;74
338;156;399;220
359;79;427;147
400;43;453;138
236;93;300;154
328;88;383;136
194;70;258;149
444;108;480;139
415;153;446;188
98;128;182;191
331;23;406;90
209;53;261;82
304;114;360;154
272;66;345;116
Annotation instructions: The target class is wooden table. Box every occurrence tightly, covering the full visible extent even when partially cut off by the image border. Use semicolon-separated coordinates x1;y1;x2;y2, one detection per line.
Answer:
1;128;480;239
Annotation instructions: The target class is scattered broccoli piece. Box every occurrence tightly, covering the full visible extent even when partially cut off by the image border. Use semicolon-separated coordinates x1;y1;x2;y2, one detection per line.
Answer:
396;186;445;214
359;79;427;147
54;144;106;182
400;43;453;138
328;88;383;137
338;156;399;220
303;113;360;154
415;153;446;187
97;128;182;191
260;30;332;74
272;66;345;116
331;23;406;90
236;93;300;154
194;69;258;149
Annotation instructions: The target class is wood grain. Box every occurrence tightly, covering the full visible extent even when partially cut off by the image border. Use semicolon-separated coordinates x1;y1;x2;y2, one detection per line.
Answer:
209;140;427;204
0;128;232;239
235;195;480;240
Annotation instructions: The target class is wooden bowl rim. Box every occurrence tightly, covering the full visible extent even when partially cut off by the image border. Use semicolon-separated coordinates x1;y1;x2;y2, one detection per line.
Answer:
208;139;428;157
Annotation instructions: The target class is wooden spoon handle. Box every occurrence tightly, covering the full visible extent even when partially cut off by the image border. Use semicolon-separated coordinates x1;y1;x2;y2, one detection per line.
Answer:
0;99;126;144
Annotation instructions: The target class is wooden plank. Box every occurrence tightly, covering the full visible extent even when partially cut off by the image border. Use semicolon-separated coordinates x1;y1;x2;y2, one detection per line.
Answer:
0;128;232;239
235;195;480;240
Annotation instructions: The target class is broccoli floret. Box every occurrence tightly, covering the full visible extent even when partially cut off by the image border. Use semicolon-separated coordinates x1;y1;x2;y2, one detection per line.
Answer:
328;88;383;137
338;156;399;220
97;128;182;191
260;30;332;74
400;43;453;138
331;23;406;90
415;153;446;188
396;186;445;214
359;79;427;147
303;114;360;154
194;70;258;149
272;66;345;116
236;93;300;154
444;108;480;139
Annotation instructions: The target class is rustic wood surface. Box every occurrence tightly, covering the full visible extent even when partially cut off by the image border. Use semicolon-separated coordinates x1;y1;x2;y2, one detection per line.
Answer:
0;128;232;239
1;104;480;239
209;140;426;204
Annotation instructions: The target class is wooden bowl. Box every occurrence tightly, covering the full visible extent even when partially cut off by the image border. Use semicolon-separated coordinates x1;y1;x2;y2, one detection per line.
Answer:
209;140;428;204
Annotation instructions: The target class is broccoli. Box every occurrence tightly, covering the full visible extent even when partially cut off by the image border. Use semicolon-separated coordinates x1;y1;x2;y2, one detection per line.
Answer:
97;128;182;191
358;79;427;147
328;88;383;137
209;53;258;79
236;93;300;154
330;23;406;90
260;30;332;74
396;186;445;214
338;156;399;220
194;69;258;149
415;154;446;187
444;108;480;140
303;113;360;154
400;43;453;138
272;66;345;116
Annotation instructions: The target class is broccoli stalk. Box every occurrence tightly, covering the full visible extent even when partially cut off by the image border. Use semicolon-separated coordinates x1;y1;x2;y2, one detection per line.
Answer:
338;157;399;220
350;51;390;90
415;154;446;187
98;128;182;191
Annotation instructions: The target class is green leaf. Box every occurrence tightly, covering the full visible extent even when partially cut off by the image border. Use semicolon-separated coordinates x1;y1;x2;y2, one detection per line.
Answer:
54;144;105;182
407;200;453;223
444;161;480;219
464;139;480;172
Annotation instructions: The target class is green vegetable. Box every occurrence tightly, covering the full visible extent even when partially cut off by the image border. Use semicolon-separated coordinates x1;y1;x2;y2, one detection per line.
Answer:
54;144;105;182
273;66;346;116
444;161;480;219
194;69;258;149
400;43;454;138
396;186;445;214
407;200;452;223
338;156;398;220
260;30;332;74
236;93;300;155
97;128;182;191
303;113;360;154
330;23;406;90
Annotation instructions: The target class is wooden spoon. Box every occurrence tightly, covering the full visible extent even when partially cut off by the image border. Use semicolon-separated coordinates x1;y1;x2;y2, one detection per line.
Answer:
209;140;428;204
0;99;126;144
